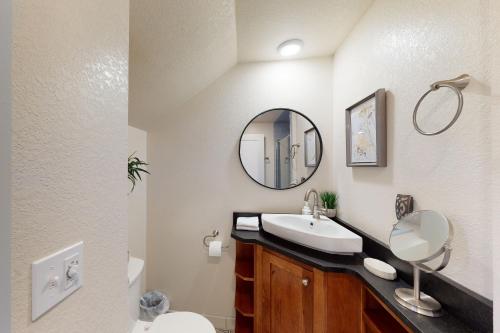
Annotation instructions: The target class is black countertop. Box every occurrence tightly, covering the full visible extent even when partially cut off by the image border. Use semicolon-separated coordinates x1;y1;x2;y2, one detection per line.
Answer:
231;227;479;333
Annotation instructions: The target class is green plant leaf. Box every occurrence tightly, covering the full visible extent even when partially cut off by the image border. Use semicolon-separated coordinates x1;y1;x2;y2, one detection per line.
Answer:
128;152;150;192
320;191;337;209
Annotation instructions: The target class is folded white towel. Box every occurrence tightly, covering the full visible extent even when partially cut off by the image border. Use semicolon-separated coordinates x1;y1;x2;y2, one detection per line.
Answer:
236;216;259;231
236;225;260;231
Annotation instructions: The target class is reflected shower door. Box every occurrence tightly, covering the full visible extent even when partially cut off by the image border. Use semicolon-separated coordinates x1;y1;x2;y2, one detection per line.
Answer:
275;135;291;189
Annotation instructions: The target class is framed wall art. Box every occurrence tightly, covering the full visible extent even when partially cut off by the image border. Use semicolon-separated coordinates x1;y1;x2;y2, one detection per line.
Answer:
346;89;387;167
304;127;318;167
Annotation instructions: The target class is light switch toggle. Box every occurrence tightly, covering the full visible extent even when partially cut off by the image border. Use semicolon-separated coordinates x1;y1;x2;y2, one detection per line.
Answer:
64;254;80;290
66;263;79;281
47;276;60;290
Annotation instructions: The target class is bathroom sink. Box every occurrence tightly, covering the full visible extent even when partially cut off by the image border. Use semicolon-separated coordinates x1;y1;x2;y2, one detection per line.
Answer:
261;214;362;254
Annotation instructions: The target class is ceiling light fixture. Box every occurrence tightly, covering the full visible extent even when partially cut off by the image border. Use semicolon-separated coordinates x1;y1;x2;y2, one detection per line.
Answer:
277;39;303;57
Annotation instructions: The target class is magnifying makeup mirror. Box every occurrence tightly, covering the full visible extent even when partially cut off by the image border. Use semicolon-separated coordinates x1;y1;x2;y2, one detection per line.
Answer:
389;210;453;317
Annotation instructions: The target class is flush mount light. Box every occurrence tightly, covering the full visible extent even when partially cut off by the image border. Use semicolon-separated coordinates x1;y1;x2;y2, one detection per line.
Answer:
277;39;303;57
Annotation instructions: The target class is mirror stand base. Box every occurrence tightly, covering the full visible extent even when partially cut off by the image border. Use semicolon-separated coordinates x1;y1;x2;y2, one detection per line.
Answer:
394;287;442;317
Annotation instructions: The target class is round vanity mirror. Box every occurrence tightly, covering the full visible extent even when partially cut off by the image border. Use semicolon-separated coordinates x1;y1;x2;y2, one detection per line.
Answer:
389;210;451;263
389;210;453;317
239;109;322;190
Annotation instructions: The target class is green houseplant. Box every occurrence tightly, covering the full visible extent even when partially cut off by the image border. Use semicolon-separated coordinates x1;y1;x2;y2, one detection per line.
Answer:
128;153;150;192
320;191;337;217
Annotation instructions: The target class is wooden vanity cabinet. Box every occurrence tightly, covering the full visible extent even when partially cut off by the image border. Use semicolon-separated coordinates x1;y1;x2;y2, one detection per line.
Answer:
234;241;412;333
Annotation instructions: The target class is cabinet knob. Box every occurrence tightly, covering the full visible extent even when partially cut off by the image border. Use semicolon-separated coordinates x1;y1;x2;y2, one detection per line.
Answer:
302;278;310;287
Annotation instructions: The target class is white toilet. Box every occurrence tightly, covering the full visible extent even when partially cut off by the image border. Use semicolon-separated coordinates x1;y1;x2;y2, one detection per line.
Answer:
128;257;216;333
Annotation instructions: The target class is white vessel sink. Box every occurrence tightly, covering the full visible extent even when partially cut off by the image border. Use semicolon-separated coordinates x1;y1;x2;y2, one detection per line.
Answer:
262;214;363;254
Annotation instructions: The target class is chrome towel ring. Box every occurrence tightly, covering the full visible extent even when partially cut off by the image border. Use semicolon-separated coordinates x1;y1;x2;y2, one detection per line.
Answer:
413;74;471;136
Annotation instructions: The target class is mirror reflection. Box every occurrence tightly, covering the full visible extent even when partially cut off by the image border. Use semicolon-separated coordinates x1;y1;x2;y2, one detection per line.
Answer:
389;210;451;262
239;109;322;190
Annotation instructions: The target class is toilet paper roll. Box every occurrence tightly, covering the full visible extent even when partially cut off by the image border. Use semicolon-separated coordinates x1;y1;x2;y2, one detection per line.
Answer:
208;241;222;257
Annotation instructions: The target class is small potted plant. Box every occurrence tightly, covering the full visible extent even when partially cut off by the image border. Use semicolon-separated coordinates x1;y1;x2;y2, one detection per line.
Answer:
128;152;150;193
320;191;337;218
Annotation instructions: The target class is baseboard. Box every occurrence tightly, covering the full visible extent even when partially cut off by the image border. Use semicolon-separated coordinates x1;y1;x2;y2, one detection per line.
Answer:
202;314;235;331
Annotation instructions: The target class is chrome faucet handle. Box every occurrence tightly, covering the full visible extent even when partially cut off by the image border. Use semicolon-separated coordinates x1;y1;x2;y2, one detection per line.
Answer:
312;206;326;219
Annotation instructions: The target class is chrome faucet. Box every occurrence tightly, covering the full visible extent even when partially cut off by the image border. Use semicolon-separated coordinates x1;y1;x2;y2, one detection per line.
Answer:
304;189;324;219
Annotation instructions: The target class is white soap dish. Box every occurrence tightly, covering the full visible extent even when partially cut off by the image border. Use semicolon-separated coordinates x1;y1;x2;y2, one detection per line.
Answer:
363;258;397;280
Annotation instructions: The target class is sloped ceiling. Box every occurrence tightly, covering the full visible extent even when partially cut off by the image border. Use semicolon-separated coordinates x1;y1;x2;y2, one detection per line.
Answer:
236;0;373;62
129;0;372;129
129;0;238;129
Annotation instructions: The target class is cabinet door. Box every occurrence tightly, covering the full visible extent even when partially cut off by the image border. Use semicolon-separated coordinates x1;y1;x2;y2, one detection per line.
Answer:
261;251;313;333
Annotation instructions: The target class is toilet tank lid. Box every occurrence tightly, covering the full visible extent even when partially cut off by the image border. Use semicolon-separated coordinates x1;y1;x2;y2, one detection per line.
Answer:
128;257;144;287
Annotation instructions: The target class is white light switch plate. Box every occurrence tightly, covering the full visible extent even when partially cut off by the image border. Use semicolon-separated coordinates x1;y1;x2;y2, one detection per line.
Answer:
32;241;84;321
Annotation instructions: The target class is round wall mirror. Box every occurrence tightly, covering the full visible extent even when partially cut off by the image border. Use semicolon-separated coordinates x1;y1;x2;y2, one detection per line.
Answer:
389;210;453;317
239;108;322;190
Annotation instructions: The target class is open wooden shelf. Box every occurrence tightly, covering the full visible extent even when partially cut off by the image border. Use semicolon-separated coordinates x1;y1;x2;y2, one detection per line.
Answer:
235;311;254;333
363;310;408;333
235;242;254;280
235;262;254;281
235;268;254;317
235;241;256;332
236;307;255;318
362;287;412;333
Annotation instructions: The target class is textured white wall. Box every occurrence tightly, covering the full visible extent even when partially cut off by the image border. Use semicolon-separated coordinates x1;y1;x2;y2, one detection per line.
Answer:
0;0;11;331
493;86;499;330
128;126;148;264
491;1;500;330
332;0;493;299
11;1;130;332
147;58;333;324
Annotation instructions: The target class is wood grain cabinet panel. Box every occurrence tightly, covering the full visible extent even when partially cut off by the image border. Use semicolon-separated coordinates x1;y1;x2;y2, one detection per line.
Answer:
261;250;313;333
326;273;363;333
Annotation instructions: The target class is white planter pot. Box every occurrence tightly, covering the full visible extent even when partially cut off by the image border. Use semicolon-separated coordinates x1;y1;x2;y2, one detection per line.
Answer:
326;209;337;218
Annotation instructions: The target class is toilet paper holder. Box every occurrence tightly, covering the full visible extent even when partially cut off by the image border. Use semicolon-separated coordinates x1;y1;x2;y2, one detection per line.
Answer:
203;230;229;249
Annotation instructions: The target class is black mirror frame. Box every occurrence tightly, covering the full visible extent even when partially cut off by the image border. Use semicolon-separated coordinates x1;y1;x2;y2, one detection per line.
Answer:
238;108;323;190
